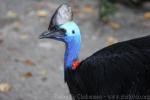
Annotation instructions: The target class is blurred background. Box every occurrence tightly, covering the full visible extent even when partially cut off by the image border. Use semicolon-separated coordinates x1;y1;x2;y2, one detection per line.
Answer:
0;0;149;100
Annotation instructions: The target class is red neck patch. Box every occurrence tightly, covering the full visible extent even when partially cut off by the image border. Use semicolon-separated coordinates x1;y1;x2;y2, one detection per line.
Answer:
72;60;80;70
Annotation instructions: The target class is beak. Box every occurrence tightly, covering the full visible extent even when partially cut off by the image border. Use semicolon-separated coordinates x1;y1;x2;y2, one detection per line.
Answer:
39;28;66;39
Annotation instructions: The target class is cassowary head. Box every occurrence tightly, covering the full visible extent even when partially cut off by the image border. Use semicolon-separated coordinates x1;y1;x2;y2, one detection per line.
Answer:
39;4;81;70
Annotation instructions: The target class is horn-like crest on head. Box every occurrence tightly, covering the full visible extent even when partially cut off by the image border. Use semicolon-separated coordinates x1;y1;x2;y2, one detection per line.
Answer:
48;4;73;30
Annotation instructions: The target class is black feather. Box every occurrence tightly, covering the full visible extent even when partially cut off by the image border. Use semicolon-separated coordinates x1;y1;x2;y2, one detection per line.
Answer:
66;36;150;100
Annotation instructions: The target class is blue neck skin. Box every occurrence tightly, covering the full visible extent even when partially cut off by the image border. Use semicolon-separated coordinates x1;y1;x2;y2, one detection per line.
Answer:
59;21;81;69
64;38;81;69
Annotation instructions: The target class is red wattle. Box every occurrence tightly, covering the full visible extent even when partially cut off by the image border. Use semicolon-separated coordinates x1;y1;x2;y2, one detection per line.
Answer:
72;60;80;70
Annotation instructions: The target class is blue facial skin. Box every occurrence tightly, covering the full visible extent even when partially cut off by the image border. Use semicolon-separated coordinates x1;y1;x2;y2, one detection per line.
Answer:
56;21;81;69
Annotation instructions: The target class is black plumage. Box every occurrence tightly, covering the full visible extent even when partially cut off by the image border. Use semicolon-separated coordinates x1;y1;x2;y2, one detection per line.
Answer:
66;36;150;100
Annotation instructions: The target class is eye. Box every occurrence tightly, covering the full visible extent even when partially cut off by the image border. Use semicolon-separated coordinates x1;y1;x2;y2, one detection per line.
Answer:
72;30;75;34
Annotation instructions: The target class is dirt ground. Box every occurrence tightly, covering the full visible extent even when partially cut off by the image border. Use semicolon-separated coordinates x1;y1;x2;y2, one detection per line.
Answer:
0;0;149;100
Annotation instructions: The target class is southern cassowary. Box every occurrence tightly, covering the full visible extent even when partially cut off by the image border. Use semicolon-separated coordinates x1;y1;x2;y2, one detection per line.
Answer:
39;4;150;100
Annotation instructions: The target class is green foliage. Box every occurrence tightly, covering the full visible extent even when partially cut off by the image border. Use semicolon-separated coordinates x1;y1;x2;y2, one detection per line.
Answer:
99;0;117;22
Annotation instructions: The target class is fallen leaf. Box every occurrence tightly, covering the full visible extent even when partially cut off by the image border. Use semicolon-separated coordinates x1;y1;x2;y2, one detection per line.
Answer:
22;72;33;78
6;11;18;19
19;34;29;39
36;10;48;17
106;36;118;45
23;59;35;66
39;69;48;77
144;12;150;19
0;83;11;93
82;4;94;13
109;21;121;30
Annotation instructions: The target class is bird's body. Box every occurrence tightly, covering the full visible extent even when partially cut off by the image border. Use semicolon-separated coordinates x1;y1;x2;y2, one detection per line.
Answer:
66;36;150;99
40;4;150;100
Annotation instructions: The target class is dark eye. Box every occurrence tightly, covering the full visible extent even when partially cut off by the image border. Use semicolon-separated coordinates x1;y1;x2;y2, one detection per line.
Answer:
72;30;75;34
